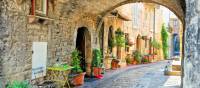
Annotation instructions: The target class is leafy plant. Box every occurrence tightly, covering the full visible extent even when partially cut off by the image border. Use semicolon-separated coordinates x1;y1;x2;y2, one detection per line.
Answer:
161;24;169;59
151;40;161;49
71;49;83;73
108;37;116;50
92;49;103;67
6;80;31;88
115;28;125;47
125;54;132;64
143;56;148;63
132;51;142;64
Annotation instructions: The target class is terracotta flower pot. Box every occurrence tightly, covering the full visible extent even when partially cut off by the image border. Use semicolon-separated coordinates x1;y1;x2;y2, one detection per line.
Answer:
132;60;137;65
71;72;86;86
111;59;119;70
93;67;102;76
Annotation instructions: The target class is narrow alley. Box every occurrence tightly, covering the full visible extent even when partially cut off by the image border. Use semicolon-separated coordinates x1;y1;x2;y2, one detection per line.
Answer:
80;61;180;88
1;0;200;88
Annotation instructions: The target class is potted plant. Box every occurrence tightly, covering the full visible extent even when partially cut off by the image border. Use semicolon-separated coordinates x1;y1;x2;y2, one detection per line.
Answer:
151;40;161;61
70;49;86;86
142;55;149;64
125;54;132;65
92;49;103;79
132;51;142;64
115;28;125;60
111;58;120;69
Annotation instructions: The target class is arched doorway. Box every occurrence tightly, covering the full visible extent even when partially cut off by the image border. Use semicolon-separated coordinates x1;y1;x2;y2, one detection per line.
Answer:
136;34;142;52
108;26;114;54
99;22;105;56
76;27;92;75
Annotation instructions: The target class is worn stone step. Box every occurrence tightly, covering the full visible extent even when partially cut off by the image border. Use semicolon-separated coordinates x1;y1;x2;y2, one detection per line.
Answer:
164;71;181;76
172;61;181;71
172;65;181;71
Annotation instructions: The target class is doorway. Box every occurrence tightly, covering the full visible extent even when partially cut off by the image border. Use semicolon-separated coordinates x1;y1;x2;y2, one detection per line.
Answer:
76;27;92;75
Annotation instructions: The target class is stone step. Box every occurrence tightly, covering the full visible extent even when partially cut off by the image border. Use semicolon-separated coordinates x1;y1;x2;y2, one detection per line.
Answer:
172;61;181;71
164;71;181;76
172;65;181;71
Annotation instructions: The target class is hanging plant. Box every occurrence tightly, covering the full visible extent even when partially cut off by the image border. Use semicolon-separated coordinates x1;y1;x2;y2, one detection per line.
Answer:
115;28;125;47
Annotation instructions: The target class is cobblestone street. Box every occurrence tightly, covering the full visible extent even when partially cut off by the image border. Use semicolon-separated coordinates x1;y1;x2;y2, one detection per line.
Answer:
79;61;181;88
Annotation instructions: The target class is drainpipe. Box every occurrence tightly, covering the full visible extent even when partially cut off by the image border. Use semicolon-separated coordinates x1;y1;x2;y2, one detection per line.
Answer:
153;7;156;60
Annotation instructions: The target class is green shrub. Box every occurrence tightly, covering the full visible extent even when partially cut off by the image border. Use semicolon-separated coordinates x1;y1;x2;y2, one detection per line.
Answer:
125;55;132;64
71;49;83;73
115;28;125;47
132;51;142;64
151;40;161;49
6;80;31;88
92;49;103;67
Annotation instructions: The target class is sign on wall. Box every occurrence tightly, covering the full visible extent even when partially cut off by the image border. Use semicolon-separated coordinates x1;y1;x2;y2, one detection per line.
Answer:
32;42;47;79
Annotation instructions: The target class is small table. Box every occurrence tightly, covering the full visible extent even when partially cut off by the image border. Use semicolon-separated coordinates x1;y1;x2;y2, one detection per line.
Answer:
46;66;73;88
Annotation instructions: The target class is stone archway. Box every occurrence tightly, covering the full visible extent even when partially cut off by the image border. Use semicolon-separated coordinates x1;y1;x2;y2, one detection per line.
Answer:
76;27;92;76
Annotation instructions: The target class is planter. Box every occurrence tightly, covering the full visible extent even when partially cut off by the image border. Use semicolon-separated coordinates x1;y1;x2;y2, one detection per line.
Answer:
148;55;152;62
93;67;102;77
111;59;120;70
70;72;86;86
132;59;137;65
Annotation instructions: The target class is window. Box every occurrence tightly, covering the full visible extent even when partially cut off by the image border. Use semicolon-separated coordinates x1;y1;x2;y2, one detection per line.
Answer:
32;0;48;16
125;33;129;52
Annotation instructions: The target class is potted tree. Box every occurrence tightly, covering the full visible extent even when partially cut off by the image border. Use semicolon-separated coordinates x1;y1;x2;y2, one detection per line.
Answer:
70;49;86;86
92;49;103;79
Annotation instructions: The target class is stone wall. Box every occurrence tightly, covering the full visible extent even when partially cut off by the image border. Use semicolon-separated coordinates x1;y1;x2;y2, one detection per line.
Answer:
183;0;200;88
0;0;99;83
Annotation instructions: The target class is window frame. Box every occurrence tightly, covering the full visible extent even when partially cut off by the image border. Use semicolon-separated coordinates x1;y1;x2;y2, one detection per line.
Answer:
31;0;48;16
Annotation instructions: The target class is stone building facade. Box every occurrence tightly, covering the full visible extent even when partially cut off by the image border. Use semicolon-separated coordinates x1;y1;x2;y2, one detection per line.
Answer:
102;3;165;63
0;0;99;83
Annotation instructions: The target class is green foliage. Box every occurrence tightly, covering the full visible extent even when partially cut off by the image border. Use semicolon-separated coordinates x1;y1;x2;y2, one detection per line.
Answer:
109;37;116;49
143;58;148;62
151;40;161;49
115;28;125;47
71;49;83;73
125;55;132;64
6;80;31;88
161;24;169;59
132;51;142;64
92;49;103;67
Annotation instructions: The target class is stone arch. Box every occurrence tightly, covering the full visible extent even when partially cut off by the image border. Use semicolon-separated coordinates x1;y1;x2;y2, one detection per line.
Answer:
75;27;92;76
100;0;185;23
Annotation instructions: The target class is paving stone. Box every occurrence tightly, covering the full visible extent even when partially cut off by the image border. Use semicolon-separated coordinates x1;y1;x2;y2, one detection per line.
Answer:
79;61;181;88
